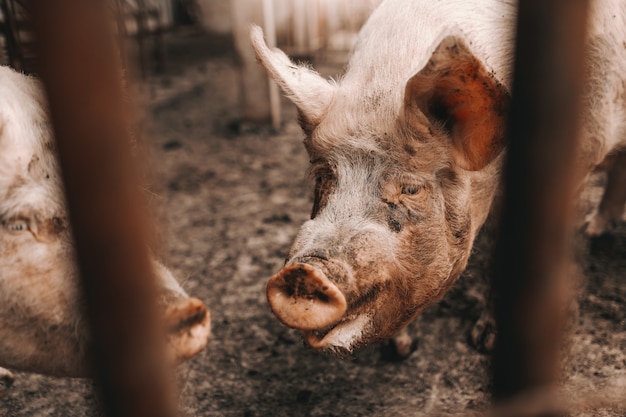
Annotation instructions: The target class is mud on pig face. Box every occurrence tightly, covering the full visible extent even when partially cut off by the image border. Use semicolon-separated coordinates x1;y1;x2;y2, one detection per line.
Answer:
251;28;509;353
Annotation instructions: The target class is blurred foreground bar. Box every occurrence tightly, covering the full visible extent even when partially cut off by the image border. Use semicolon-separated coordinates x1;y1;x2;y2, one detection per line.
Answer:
491;0;590;414
31;1;177;417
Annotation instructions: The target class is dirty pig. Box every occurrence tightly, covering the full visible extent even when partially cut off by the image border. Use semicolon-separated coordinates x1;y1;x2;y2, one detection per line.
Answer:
250;0;626;356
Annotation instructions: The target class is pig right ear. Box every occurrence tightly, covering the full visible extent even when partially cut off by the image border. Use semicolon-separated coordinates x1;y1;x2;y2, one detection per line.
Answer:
249;25;334;132
403;37;510;171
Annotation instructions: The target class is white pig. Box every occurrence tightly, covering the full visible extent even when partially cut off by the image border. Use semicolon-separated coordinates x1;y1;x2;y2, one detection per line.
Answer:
251;0;626;356
0;65;211;377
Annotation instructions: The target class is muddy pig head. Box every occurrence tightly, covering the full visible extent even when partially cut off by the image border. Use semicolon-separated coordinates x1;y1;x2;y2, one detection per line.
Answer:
251;27;510;353
0;66;210;376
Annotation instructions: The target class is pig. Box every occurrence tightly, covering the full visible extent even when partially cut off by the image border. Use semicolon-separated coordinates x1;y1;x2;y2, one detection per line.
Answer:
585;151;626;237
250;0;626;356
0;64;211;378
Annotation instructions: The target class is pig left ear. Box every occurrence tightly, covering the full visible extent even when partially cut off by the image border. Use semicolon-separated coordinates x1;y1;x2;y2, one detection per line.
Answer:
403;36;510;171
250;25;334;132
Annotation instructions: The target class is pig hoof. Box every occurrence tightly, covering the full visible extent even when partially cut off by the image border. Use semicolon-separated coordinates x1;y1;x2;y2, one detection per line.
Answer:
469;312;497;354
379;336;418;362
0;368;15;391
583;212;618;238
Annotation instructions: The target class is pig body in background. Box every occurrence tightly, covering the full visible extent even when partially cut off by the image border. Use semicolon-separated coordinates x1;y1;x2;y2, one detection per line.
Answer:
0;65;210;377
252;0;626;354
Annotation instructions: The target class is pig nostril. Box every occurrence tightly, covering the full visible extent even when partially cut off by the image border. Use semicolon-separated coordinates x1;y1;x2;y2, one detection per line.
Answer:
267;263;347;331
315;291;329;303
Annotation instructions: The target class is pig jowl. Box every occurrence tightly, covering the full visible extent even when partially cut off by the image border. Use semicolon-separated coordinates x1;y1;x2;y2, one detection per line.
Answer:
253;0;626;354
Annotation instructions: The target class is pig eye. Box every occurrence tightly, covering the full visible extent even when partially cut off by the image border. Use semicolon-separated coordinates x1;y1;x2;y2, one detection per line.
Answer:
401;184;422;195
3;218;30;233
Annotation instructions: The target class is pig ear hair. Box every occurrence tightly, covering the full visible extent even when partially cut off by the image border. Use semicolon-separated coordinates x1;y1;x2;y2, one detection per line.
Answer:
403;36;509;171
249;25;334;131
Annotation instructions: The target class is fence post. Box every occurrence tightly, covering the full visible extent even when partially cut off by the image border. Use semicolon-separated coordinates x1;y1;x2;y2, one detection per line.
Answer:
491;0;590;414
31;1;178;416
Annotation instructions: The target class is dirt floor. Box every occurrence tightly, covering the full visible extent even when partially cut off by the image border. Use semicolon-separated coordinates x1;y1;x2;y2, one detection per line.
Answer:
1;28;625;417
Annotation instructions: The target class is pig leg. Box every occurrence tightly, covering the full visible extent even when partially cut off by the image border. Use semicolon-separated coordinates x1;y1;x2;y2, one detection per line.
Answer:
379;325;418;362
468;243;584;354
585;149;626;237
469;303;497;353
0;367;15;393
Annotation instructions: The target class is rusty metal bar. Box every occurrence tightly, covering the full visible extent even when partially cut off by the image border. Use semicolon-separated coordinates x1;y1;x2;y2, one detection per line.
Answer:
30;2;177;417
491;0;590;412
263;0;282;130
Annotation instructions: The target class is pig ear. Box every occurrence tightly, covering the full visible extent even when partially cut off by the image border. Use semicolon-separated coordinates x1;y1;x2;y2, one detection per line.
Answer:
403;36;509;171
249;25;334;131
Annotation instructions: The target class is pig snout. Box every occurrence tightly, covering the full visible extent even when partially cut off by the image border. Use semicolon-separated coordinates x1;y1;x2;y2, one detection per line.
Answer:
266;263;347;331
164;297;211;363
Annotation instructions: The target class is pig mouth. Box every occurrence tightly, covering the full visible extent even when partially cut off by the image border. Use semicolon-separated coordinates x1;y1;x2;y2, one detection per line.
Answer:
267;259;379;353
302;313;372;352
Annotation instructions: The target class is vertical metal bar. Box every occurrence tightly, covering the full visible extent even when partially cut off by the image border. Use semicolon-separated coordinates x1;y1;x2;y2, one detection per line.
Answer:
263;0;281;130
292;0;306;54
491;0;590;412
30;1;177;417
1;0;24;70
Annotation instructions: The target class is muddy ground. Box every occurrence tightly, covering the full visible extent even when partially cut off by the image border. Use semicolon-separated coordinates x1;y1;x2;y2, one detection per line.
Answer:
1;28;625;417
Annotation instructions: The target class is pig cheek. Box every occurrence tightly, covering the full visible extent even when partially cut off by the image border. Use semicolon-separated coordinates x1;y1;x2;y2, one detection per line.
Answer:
3;233;80;326
0;234;85;373
340;227;397;284
366;272;438;342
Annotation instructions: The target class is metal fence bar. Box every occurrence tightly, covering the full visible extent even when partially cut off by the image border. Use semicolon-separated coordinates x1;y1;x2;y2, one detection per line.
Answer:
491;0;590;413
31;1;177;416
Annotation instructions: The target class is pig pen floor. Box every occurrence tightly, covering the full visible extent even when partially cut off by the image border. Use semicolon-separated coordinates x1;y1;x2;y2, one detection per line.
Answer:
1;28;625;417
